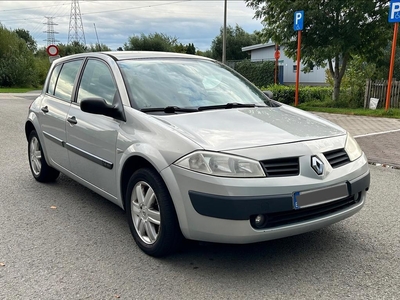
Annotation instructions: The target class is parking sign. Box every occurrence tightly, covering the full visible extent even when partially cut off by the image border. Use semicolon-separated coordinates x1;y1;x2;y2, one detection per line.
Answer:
294;10;304;31
389;0;400;22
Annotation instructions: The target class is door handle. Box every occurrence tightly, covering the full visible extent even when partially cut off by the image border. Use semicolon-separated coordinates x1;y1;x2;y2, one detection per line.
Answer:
67;116;77;125
41;106;49;113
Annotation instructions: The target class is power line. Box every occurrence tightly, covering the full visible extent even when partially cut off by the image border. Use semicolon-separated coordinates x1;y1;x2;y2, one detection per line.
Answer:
0;0;190;23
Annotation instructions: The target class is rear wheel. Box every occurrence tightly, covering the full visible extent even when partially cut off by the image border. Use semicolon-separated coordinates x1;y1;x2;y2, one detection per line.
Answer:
28;131;60;182
126;168;183;257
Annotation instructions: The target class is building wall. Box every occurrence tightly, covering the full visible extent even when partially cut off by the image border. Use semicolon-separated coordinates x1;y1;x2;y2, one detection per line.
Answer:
249;47;327;85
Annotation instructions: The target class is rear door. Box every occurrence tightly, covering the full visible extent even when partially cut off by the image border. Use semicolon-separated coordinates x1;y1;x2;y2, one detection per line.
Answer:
65;58;122;197
38;59;83;170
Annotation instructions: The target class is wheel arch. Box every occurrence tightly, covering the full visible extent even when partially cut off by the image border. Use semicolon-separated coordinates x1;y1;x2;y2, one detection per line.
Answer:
25;121;36;141
120;155;160;211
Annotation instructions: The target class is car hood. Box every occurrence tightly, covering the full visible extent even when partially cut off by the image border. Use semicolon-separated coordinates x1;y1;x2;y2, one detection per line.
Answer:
153;106;345;151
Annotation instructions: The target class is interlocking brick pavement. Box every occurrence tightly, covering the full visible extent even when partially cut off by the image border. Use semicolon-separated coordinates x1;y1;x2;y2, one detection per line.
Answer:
312;112;400;168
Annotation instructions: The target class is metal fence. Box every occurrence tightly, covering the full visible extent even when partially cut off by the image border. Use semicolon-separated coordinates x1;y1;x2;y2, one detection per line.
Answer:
364;79;400;109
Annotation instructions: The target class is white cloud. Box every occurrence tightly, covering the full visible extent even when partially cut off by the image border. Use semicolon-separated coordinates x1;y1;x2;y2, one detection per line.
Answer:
0;0;263;50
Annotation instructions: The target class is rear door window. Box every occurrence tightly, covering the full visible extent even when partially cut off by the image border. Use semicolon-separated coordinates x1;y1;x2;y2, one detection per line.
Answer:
54;59;83;102
47;64;62;95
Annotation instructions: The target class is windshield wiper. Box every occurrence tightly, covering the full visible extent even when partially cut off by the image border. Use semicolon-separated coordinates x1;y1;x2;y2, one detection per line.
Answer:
198;102;263;111
141;106;199;113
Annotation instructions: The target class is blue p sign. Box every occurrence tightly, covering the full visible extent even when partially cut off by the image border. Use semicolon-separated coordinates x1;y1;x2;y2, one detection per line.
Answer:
294;10;304;31
389;0;400;22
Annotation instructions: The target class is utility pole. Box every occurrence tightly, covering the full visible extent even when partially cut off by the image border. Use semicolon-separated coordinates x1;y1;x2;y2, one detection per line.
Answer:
43;17;59;46
222;0;227;64
68;0;86;45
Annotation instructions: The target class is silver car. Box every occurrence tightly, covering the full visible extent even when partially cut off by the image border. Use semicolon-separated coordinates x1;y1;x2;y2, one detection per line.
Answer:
25;52;370;257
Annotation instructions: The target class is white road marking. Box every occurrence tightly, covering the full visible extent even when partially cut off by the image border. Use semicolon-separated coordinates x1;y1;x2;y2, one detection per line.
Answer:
354;128;400;138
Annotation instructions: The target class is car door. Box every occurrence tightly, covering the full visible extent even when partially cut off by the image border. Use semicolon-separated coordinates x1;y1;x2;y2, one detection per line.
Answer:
65;58;122;197
38;59;84;170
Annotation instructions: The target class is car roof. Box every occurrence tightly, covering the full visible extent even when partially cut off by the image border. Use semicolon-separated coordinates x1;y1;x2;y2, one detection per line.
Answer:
105;51;211;61
53;51;212;63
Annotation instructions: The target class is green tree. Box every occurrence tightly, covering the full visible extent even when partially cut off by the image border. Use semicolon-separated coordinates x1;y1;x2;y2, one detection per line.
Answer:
57;41;87;56
173;43;187;53
0;24;38;87
245;0;392;101
14;28;37;52
124;33;178;52
210;24;261;61
196;49;212;58
186;43;196;55
88;43;111;52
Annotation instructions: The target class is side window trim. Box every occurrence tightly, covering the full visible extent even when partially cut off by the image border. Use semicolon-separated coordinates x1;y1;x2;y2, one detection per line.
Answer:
71;57;89;105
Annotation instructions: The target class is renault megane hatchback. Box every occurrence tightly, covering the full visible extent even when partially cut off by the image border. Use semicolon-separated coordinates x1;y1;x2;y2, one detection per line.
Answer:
25;52;370;256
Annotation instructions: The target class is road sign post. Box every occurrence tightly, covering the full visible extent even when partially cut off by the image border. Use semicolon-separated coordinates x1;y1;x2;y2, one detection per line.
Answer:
274;44;280;84
386;1;400;111
46;44;60;63
294;10;304;107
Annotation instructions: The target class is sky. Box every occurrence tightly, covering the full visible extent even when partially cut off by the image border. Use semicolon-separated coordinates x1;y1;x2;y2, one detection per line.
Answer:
0;0;264;51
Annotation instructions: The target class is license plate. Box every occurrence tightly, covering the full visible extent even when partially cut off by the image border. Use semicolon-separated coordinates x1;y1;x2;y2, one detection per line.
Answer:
293;183;349;209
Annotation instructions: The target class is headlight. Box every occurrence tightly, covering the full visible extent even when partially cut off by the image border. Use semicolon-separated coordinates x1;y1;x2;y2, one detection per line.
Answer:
345;133;362;161
174;151;265;178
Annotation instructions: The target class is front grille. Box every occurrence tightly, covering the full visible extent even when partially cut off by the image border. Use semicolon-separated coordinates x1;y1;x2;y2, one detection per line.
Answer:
324;148;350;168
252;194;360;229
260;157;299;177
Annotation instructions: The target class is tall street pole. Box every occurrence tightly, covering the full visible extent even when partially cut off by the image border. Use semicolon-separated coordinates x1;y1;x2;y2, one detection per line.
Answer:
222;0;227;64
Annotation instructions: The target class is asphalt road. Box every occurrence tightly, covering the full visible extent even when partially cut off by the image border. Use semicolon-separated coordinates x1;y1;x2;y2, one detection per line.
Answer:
0;94;399;299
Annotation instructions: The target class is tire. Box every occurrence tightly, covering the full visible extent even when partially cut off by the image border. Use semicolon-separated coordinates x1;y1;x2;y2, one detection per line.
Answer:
126;168;183;257
28;131;60;182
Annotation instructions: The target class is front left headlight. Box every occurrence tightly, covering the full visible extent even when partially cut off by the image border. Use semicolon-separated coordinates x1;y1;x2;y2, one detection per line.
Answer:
345;133;362;161
174;151;266;178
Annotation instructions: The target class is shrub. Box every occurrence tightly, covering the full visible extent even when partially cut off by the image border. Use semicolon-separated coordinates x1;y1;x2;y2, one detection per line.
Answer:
263;85;332;105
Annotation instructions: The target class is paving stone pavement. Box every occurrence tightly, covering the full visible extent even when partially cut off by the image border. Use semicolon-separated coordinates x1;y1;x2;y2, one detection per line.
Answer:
313;112;400;168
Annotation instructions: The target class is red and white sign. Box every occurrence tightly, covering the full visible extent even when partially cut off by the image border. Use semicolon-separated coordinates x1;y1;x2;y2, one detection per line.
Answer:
46;45;59;56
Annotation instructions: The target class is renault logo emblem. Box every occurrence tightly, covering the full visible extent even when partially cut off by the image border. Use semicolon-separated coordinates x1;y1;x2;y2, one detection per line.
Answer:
311;156;324;175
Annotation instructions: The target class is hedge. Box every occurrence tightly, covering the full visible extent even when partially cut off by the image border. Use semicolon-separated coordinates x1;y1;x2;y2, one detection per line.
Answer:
234;59;275;88
262;85;332;105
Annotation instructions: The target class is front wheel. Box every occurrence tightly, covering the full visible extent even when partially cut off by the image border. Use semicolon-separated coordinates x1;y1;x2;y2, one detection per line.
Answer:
126;168;183;257
28;131;60;182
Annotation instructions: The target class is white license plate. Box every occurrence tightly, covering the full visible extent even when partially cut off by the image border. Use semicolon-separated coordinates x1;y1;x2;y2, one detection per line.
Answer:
293;183;349;209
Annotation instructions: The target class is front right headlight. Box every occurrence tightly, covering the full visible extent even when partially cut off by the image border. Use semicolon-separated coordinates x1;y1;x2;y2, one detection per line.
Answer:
345;133;362;161
174;151;266;178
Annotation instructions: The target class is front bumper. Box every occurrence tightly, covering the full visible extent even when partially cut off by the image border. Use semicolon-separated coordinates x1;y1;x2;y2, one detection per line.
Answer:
161;153;370;244
189;170;369;225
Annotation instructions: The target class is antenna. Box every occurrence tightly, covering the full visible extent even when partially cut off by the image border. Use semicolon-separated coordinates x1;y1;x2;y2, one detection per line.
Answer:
43;17;59;46
67;0;86;45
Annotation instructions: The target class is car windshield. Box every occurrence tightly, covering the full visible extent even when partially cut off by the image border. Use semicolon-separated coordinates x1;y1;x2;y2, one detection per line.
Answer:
117;58;270;111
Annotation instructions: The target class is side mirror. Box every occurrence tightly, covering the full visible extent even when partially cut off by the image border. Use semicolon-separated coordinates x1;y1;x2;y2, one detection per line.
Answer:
80;97;126;121
263;90;274;99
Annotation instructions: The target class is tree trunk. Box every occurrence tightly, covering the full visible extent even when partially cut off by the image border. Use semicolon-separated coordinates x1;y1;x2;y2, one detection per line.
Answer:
333;77;341;101
328;54;350;101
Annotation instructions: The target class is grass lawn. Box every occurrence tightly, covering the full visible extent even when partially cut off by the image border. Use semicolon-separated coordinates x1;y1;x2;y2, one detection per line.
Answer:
0;87;37;93
297;105;400;119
